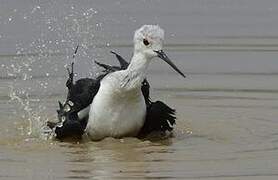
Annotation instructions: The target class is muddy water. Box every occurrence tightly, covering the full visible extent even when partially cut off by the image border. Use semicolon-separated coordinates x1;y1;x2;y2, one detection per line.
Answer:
1;0;278;179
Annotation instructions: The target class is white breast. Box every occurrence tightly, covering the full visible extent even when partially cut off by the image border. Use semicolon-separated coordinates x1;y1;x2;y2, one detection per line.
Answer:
86;72;146;141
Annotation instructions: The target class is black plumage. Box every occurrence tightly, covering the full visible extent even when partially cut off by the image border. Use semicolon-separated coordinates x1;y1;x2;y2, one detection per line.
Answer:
47;51;176;140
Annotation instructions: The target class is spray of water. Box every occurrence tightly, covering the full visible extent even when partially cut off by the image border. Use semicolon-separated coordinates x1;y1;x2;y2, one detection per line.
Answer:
4;2;104;140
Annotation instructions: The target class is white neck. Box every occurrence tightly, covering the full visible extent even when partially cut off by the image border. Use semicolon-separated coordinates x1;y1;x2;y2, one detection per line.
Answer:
120;52;150;89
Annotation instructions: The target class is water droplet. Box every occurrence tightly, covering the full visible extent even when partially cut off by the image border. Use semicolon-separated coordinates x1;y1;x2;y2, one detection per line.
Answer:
22;74;27;81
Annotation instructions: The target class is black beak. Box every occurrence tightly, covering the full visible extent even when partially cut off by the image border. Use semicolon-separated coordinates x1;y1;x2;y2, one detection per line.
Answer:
154;50;185;78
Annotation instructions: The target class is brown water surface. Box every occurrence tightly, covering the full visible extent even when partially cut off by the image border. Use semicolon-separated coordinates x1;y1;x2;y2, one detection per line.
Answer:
1;0;278;179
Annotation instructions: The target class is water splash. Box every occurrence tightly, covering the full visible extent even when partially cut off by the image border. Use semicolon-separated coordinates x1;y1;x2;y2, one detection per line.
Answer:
8;85;40;136
3;2;104;140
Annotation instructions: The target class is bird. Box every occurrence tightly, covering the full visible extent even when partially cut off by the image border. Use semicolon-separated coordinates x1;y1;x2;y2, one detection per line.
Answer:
47;25;185;141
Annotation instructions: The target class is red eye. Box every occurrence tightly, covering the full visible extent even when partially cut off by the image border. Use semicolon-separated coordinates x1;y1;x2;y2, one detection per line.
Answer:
143;39;150;46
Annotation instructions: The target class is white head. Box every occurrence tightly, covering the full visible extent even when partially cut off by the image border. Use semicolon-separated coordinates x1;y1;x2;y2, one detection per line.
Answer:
133;25;185;77
134;25;164;58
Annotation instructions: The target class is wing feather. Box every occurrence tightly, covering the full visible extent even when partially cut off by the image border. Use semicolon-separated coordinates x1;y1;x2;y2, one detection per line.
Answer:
48;51;176;140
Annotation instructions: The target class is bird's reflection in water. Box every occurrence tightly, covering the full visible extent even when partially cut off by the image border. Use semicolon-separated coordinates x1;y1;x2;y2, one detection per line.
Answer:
59;136;174;179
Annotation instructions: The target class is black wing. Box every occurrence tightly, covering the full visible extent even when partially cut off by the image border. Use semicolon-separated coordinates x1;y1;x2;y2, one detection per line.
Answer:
94;51;129;73
48;51;176;140
94;61;119;73
48;52;129;140
110;51;129;69
48;62;104;139
138;101;176;137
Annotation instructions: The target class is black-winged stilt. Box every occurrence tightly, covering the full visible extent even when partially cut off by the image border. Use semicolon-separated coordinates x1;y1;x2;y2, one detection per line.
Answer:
47;25;185;140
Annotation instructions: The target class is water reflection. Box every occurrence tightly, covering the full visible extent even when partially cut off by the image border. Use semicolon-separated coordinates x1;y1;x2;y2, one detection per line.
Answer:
57;137;179;179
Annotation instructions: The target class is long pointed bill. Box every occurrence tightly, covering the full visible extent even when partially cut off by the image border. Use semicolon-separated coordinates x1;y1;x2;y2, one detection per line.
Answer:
154;50;185;78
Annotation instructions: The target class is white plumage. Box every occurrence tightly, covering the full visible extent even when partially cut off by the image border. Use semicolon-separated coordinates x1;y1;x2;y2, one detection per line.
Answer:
86;70;147;140
86;25;164;140
81;24;186;141
48;25;185;140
